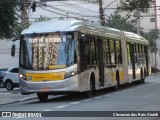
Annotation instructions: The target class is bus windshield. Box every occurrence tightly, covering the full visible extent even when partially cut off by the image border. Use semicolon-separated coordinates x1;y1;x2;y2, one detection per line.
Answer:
19;32;75;70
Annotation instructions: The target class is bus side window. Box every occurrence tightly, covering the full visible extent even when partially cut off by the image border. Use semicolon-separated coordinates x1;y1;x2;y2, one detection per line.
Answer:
116;41;122;64
135;44;138;63
127;43;131;63
110;40;115;64
90;37;97;65
103;40;109;65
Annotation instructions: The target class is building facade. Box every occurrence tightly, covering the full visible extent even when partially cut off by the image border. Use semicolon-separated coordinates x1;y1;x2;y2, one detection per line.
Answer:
0;40;19;69
150;0;160;70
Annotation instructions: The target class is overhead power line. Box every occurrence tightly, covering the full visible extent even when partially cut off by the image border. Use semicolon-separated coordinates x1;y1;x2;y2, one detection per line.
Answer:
57;1;99;16
38;2;99;18
103;0;118;10
39;6;99;21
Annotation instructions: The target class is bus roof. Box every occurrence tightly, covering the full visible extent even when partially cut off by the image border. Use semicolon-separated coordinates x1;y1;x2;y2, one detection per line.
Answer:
22;20;148;45
124;31;149;45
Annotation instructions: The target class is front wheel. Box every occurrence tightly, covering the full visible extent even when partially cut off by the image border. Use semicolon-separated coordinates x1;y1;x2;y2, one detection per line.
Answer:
84;80;94;98
37;93;48;102
5;81;14;91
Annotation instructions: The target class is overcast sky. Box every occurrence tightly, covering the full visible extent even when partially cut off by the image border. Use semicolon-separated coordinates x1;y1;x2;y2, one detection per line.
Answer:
29;0;120;24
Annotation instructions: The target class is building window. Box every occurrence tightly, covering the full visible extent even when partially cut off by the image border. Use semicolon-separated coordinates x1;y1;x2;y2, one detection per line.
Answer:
150;18;155;22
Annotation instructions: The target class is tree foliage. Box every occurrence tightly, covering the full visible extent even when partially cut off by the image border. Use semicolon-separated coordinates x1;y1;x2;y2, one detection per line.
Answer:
121;0;153;13
0;1;19;39
106;11;136;33
142;29;159;53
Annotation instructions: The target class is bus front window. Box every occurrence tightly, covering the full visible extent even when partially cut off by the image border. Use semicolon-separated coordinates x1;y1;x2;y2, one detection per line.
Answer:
19;33;75;70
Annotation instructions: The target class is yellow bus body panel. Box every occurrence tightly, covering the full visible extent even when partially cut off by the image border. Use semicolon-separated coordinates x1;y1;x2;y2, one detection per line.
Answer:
26;72;65;82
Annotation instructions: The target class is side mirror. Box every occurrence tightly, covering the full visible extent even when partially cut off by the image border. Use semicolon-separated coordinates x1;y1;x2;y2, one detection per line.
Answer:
11;44;16;57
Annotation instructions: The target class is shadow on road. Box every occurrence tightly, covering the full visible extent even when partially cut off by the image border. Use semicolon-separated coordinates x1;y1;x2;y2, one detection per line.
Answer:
25;81;150;104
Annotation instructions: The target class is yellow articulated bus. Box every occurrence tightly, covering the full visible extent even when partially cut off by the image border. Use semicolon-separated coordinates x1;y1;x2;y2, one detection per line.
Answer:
12;20;150;102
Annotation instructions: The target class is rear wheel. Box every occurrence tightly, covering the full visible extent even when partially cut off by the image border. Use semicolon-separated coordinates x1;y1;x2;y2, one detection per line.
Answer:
143;69;147;83
113;71;120;90
5;81;14;91
113;79;119;90
37;93;48;102
139;69;144;84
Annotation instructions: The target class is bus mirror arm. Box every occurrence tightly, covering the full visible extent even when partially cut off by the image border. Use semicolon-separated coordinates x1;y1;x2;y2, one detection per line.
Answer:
11;36;20;42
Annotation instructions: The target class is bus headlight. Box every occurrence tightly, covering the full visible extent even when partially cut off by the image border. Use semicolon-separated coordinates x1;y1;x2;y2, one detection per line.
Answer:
19;73;27;80
65;70;77;79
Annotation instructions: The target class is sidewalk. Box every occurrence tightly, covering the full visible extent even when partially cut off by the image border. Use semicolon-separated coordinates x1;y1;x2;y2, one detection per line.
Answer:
0;88;37;106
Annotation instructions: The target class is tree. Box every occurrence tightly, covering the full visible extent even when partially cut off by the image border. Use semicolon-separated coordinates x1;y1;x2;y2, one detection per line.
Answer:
106;11;137;33
142;29;159;53
0;0;20;39
120;0;153;13
120;0;154;35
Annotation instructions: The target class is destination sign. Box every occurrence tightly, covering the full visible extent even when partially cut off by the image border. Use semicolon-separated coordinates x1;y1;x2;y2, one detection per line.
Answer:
29;37;61;44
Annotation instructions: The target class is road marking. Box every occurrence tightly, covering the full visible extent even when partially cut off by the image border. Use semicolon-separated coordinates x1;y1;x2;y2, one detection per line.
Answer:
94;96;102;99
19;96;37;102
93;82;160;99
43;109;52;111
44;82;160;110
103;94;112;97
69;102;81;105
132;82;160;89
82;99;92;102
127;89;133;91
0;93;11;95
144;94;154;98
54;104;70;109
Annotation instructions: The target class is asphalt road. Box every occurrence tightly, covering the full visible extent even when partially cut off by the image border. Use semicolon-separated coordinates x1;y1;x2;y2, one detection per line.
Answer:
0;75;160;120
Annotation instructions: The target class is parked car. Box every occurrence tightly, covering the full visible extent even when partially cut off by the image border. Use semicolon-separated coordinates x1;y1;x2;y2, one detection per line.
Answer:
0;69;7;88
3;67;19;91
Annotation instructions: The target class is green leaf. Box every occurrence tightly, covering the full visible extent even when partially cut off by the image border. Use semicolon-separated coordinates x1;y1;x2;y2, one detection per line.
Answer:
0;0;20;39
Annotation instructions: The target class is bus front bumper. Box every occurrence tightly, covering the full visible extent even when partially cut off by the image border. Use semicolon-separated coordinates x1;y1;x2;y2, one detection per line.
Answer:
19;76;80;94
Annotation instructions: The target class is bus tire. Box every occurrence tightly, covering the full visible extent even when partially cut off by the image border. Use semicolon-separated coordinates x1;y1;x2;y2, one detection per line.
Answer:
37;93;48;102
142;69;146;83
143;68;146;83
114;71;120;90
140;68;144;84
84;74;95;98
85;80;94;98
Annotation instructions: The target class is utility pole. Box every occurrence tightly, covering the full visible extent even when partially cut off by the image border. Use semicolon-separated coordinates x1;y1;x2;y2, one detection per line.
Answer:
155;51;157;75
136;5;140;35
99;0;105;26
21;0;29;29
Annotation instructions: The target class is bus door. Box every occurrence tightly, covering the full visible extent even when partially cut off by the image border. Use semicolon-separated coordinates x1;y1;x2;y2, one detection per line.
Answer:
130;44;136;79
97;39;104;86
